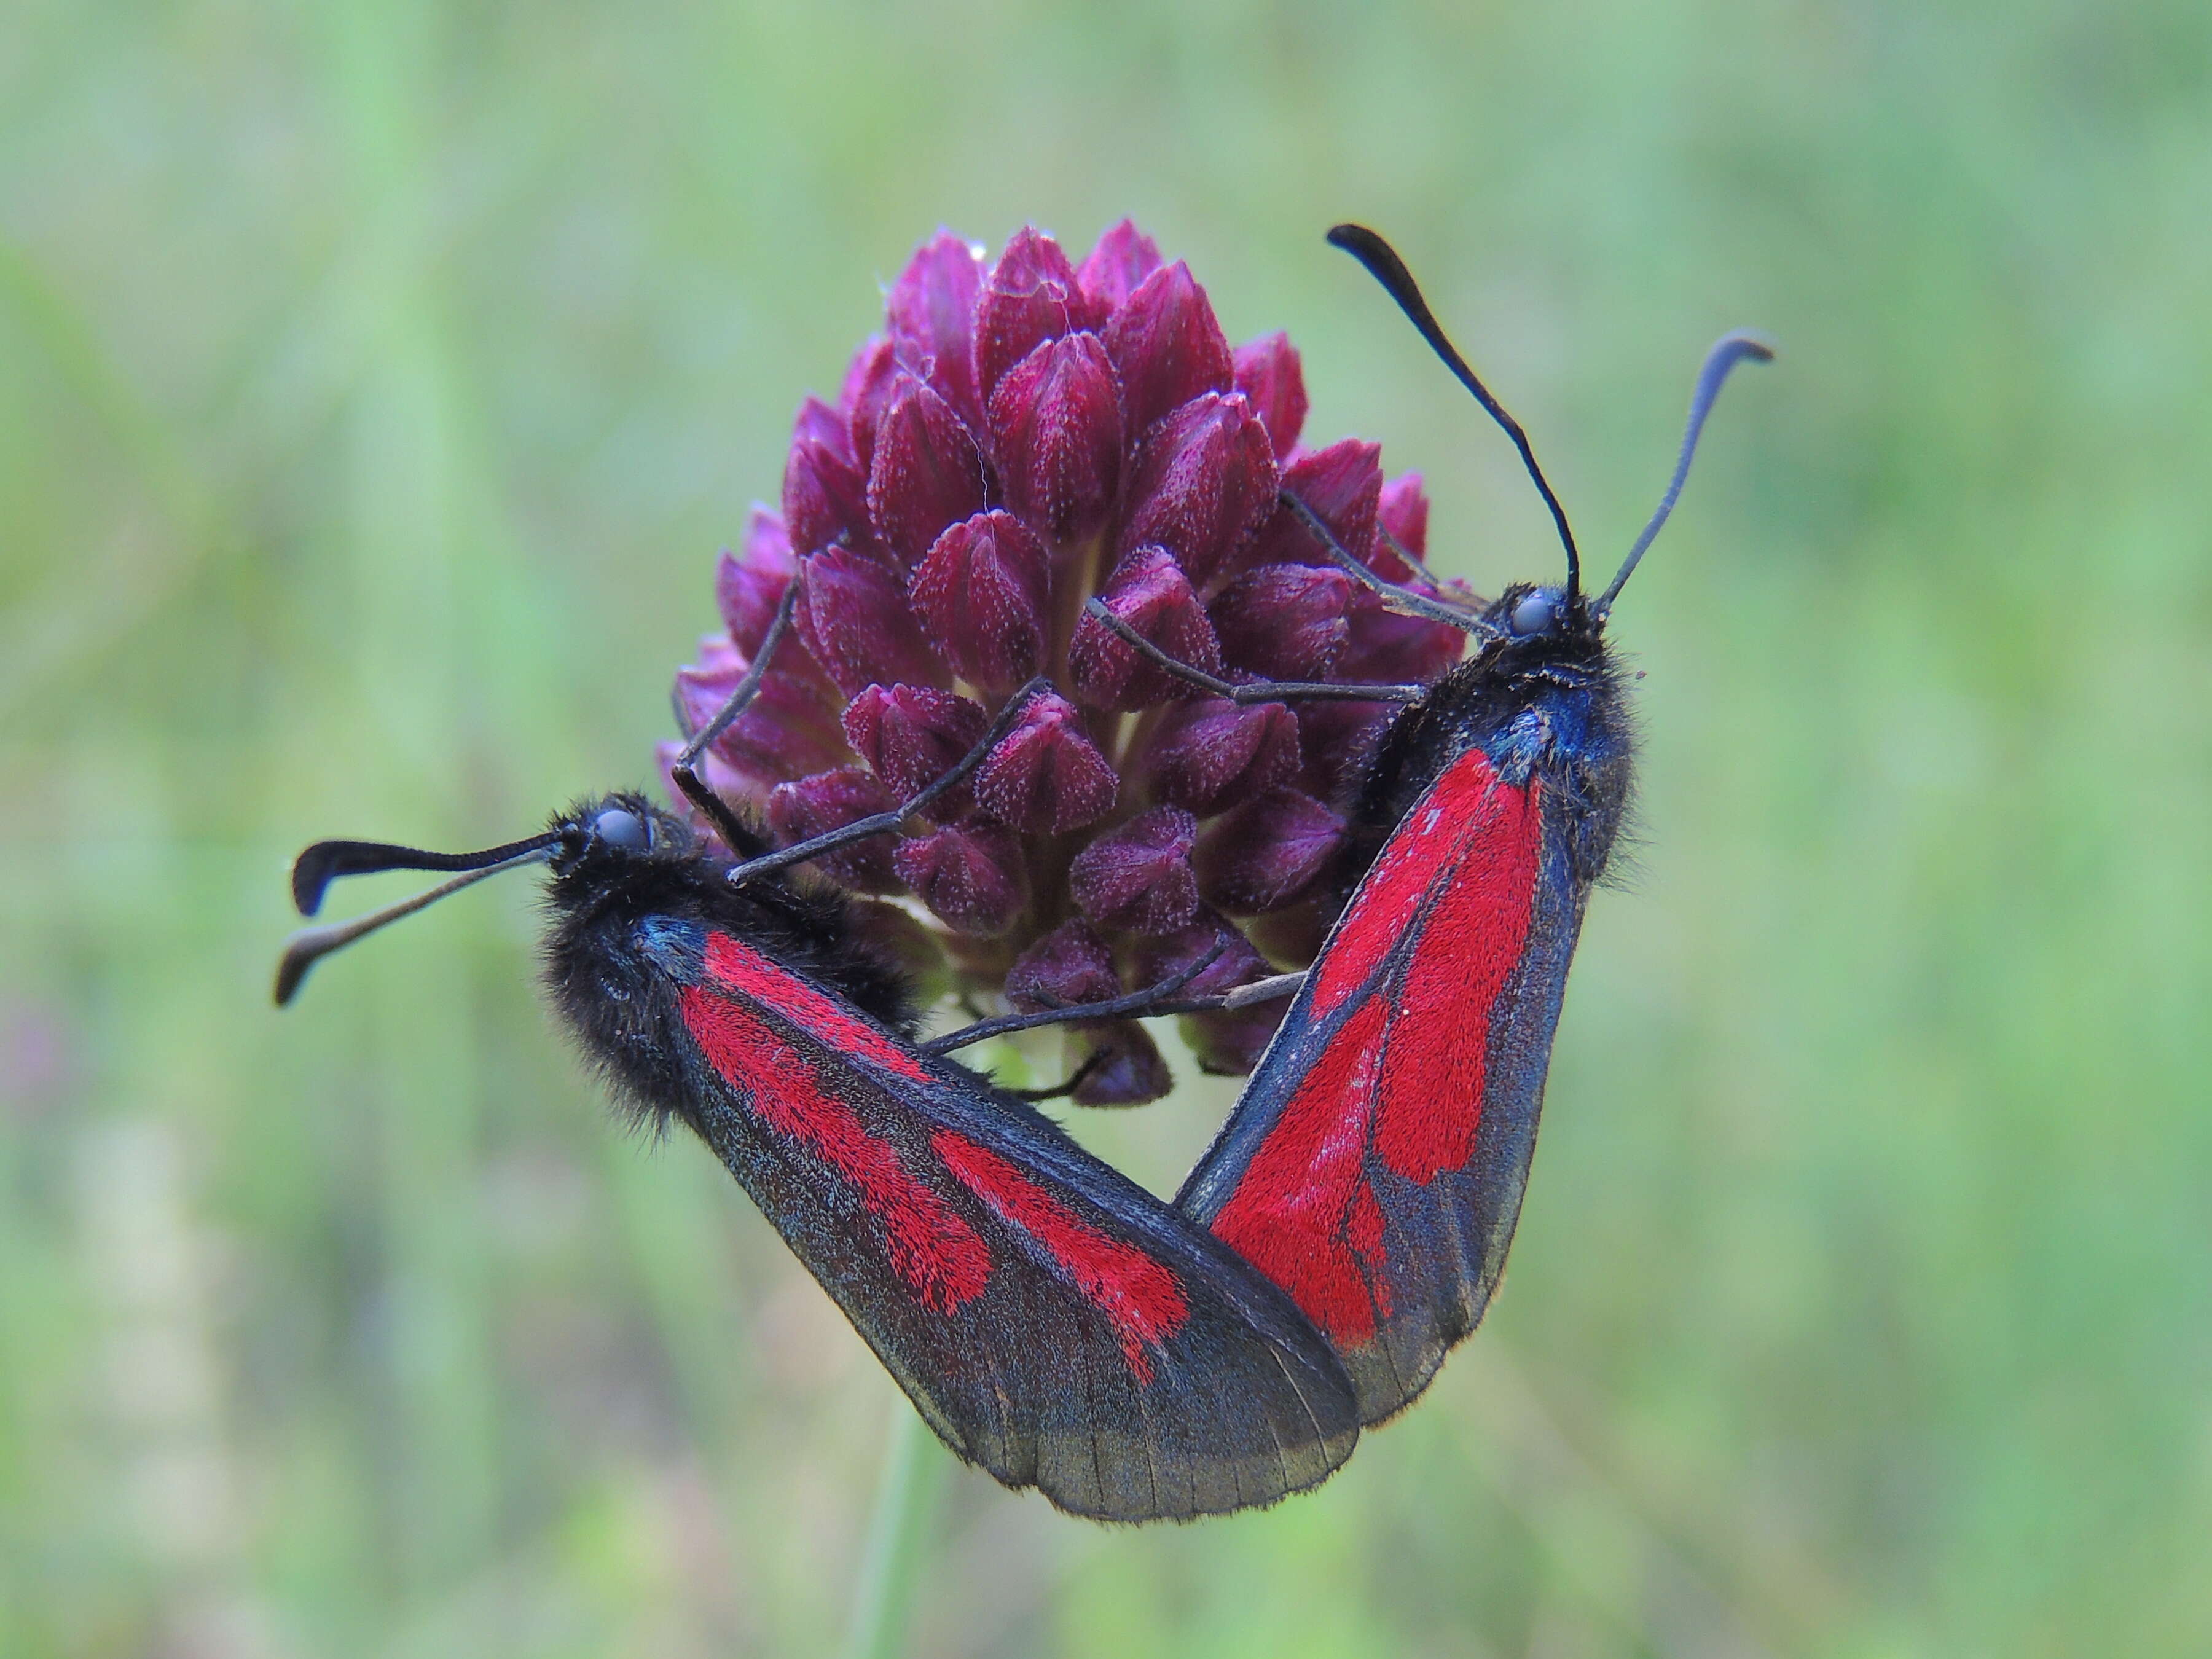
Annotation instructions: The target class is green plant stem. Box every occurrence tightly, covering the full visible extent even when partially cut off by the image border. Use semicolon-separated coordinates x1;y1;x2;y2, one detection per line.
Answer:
841;1405;945;1659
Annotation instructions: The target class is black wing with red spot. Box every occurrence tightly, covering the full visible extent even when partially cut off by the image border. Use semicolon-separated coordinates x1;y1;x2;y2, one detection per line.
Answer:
644;920;1360;1521
1177;746;1580;1424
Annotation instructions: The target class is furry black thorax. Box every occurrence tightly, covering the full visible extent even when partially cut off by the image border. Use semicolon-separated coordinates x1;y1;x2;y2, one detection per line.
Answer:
536;793;915;1124
1340;584;1636;894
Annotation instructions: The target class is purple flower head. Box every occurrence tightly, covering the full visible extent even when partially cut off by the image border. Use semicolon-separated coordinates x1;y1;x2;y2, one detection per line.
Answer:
665;222;1470;1103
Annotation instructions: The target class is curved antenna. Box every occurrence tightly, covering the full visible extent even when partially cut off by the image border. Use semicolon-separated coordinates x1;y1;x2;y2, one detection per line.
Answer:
1328;223;1583;599
274;841;556;1006
1595;331;1774;617
291;831;563;916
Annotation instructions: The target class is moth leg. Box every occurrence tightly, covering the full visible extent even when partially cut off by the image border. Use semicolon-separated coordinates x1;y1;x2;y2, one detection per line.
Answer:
924;952;1306;1056
1278;488;1499;641
1081;599;1423;706
667;581;799;857
1004;1049;1112;1102
721;676;1056;890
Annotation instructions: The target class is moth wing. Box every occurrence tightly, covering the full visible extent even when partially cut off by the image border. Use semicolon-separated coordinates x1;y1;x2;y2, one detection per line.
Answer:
670;927;1360;1522
1177;747;1576;1424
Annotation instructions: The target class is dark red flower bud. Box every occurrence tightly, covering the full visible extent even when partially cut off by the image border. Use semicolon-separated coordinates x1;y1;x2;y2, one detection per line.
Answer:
1233;332;1308;460
906;511;1050;692
1071;1024;1171;1107
1141;697;1301;814
1069;806;1201;936
766;767;905;894
866;375;987;570
1293;700;1396;802
1006;918;1120;1011
893;818;1028;936
989;333;1123;541
1251;438;1382;573
1375;469;1429;579
885;230;985;428
1077;219;1163;313
840;335;904;475
781;396;871;557
1209;563;1353;681
1068;546;1225;710
1118;393;1279;587
972;690;1120;833
1102;261;1233;441
1335;589;1468;686
1135;913;1284;1075
840;683;988;818
714;506;796;653
675;641;852;787
1196;787;1346;912
972;227;1102;404
796;547;949;697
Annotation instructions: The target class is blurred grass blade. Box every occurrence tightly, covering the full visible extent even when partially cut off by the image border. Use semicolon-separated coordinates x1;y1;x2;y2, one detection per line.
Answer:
841;1406;944;1659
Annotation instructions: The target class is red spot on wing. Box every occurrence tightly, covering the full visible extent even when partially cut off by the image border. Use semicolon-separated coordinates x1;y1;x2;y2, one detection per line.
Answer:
1209;750;1543;1347
1371;775;1540;1182
934;1132;1190;1383
1311;747;1511;1016
703;930;931;1081
1210;996;1390;1345
680;984;991;1314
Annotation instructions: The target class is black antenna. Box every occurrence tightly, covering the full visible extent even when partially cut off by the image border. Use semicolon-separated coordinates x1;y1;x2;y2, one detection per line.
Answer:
1327;223;1583;600
1594;331;1773;616
275;831;561;1005
291;831;565;917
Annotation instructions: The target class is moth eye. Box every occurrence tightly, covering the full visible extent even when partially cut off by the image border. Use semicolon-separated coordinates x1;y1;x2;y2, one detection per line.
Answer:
592;807;650;852
1511;590;1559;635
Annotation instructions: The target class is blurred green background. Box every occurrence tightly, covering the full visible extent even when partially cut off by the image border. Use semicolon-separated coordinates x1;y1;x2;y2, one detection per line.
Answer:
5;0;2210;1653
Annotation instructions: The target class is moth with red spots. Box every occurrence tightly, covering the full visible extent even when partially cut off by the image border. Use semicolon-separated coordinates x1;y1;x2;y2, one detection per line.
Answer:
273;684;1360;1522
1090;226;1771;1427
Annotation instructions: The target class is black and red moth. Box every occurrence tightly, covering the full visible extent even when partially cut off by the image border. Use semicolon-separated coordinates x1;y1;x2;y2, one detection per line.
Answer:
275;761;1360;1522
1093;226;1771;1427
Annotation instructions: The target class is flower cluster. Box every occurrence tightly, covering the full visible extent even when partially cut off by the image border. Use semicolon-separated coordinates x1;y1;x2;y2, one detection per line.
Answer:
663;222;1465;1103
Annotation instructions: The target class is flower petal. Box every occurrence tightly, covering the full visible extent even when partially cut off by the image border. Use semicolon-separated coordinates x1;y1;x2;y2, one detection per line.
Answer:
885;230;985;428
1071;1024;1171;1106
866;375;988;570
1140;697;1301;814
989;332;1123;541
1249;438;1382;573
714;506;795;652
907;510;1050;692
841;683;989;815
1209;563;1353;681
766;768;906;893
1117;393;1279;588
1069;546;1225;710
1077;219;1163;313
973;691;1120;832
893;818;1029;935
1135;912;1284;1075
1069;806;1201;935
1375;469;1429;579
781;396;871;558
1195;786;1346;912
973;227;1102;404
796;547;950;696
1233;332;1308;460
675;640;853;787
1102;261;1233;441
1006;918;1120;1011
840;335;905;475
